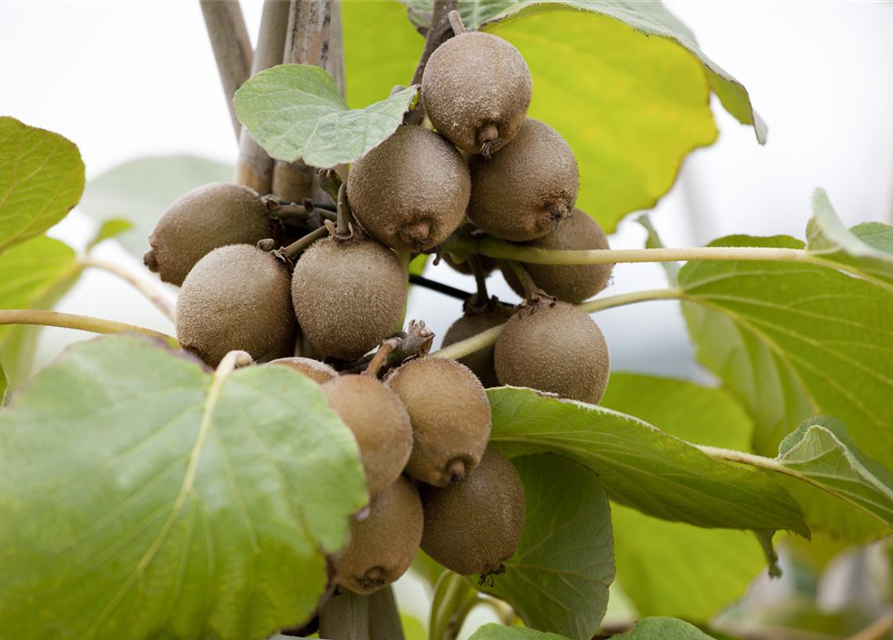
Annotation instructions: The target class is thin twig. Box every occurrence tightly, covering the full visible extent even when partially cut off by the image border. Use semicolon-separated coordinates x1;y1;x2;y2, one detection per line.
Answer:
405;0;458;125
200;0;252;141
507;261;539;298
335;183;351;236
468;254;490;305
82;258;176;323
237;0;291;193
279;226;329;261
346;320;435;375
409;274;471;301
0;310;177;345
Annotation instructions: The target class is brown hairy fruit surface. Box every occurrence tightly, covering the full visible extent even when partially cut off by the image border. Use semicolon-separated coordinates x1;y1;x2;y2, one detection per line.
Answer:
441;252;498;276
494;301;610;404
336;476;423;594
176;245;294;367
386;358;491;486
268;357;337;384
421;448;525;576
144;182;272;286
346;126;471;251
422;31;532;156
501;210;613;303
292;237;407;361
322;374;413;497
467;118;578;242
442;304;514;387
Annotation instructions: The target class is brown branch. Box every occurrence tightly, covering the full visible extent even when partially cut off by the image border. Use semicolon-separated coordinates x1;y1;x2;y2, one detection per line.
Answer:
200;0;253;141
349;320;435;375
319;590;370;640
272;0;334;201
405;0;459;125
236;0;291;193
368;586;404;640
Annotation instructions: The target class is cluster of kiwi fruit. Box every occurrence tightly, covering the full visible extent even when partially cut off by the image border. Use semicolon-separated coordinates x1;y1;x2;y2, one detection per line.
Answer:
143;10;612;604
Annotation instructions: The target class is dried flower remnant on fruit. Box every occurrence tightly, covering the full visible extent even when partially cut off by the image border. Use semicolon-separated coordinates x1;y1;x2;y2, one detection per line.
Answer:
422;31;532;156
346;125;471;252
336;476;423;594
145;182;274;286
387;357;491;486
176;244;294;367
467;118;578;242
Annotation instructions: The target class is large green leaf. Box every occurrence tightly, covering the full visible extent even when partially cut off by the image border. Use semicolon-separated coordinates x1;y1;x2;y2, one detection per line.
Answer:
468;624;569;640
481;454;614;640
0;235;82;388
234;65;419;168
350;1;763;232
78;155;234;259
614;617;718;640
487;387;808;535
0;117;85;253
0;335;367;640
678;234;893;539
601;374;765;620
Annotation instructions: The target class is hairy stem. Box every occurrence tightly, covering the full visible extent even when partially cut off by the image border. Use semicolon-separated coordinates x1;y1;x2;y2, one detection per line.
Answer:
468;254;489;304
237;0;290;193
280;226;329;260
82;259;176;323
433;288;680;361
410;0;458;86
507;261;538;298
200;0;252;141
0;310;177;345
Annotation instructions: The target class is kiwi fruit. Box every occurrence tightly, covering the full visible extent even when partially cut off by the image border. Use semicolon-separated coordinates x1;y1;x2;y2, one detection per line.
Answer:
386;357;491;486
292;237;407;361
420;448;525;577
268;356;337;384
494;301;610;404
322;374;413;497
442;302;514;388
144;182;274;286
441;252;498;277
346;125;471;251
467;118;578;242
336;475;423;594
422;32;532;156
501;210;613;303
176;244;294;367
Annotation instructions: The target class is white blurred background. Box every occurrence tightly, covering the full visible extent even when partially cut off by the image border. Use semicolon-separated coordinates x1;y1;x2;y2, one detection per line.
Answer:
2;0;892;633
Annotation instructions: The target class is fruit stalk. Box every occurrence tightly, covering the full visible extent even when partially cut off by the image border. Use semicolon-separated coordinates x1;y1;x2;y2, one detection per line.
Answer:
280;226;329;260
0;310;177;345
236;0;290;193
506;261;539;298
368;586;405;640
348;320;435;375
199;0;252;141
406;0;459;125
319;590;370;640
82;258;176;322
429;571;475;640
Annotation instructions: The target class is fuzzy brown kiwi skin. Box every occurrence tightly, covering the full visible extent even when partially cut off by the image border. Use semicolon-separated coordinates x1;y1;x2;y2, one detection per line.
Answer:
422;31;532;156
176;244;294;367
346;125;471;252
386;357;491;486
144;182;274;286
420;448;525;577
442;302;514;388
494;301;610;404
467;118;578;242
268;357;338;384
501;210;613;304
292;236;407;361
322;374;413;498
336;476;423;594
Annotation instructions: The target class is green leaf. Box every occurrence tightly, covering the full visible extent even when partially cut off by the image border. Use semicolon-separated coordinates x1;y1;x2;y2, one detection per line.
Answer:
78;155;234;259
87;218;134;251
481;454;614;640
0;117;85;253
0;335;367;640
410;549;445;590
807;188;893;286
487;387;808;535
0;235;82;388
234;65;419;168
0;362;6;406
378;0;763;231
614;617;718;640
600;374;766;620
468;623;569;640
678;234;893;539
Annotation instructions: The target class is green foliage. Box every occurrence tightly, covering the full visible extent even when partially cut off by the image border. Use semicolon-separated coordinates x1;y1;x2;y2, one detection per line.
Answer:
487;386;808;535
234;65;418;168
0;335;367;640
481;454;614;640
0;117;85;253
79;155;233;259
678;231;893;539
601;374;766;620
614;617;718;640
0;234;82;388
468;624;569;640
87;218;134;251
